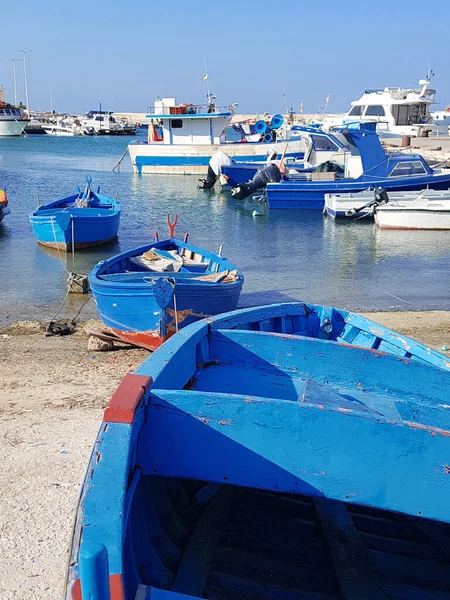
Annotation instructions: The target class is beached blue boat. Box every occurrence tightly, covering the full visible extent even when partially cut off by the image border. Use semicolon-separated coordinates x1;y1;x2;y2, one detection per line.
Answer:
65;302;450;600
89;236;243;350
29;178;120;250
266;122;450;209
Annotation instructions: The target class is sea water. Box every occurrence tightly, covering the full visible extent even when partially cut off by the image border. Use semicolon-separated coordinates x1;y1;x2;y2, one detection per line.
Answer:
0;131;449;326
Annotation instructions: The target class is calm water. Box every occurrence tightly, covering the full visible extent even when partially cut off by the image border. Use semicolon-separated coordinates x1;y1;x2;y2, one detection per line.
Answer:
1;132;449;325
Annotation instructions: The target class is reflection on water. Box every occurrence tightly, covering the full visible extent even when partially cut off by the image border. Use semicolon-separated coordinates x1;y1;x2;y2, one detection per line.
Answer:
0;134;449;324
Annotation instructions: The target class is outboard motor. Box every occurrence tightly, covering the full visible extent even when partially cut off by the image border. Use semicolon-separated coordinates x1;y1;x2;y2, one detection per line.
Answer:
345;186;390;218
198;151;233;190
198;165;217;190
231;163;281;200
374;186;389;205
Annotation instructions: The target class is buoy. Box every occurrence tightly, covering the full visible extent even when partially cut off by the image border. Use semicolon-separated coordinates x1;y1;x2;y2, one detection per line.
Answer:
271;114;284;130
254;120;267;135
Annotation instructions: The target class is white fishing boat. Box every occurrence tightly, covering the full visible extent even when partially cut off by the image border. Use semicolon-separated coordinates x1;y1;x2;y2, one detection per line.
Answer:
128;97;306;175
325;187;450;219
375;192;450;229
0;87;29;137
323;77;438;138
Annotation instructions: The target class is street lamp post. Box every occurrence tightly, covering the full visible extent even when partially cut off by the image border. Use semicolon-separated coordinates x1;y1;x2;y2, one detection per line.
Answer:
20;50;31;115
11;59;21;106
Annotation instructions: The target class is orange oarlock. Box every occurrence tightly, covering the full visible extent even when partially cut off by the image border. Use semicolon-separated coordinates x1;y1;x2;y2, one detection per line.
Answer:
167;214;178;238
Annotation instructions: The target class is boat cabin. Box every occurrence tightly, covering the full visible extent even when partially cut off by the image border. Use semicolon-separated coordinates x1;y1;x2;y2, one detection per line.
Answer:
146;97;237;145
324;79;437;136
0;87;25;119
322;122;434;180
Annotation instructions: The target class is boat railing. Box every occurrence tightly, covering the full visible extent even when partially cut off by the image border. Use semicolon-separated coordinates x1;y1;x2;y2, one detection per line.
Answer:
146;104;236;116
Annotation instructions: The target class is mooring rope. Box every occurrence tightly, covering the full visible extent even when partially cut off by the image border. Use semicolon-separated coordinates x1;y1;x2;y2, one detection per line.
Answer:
51;217;71;276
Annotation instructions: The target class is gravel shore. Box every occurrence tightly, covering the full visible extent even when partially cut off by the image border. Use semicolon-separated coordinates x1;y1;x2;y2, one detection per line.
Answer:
1;312;450;599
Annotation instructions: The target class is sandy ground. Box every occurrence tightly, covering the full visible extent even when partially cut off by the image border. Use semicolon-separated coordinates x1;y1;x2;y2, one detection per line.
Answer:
1;312;450;599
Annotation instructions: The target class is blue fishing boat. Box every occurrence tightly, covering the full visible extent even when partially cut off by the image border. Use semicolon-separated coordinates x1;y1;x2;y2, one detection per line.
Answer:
65;302;450;600
89;232;243;350
265;122;450;209
29;177;120;250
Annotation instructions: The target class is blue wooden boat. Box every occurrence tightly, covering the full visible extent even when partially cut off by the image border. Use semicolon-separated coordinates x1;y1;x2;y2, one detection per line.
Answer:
89;236;244;350
65;302;450;600
29;177;120;250
266;122;450;209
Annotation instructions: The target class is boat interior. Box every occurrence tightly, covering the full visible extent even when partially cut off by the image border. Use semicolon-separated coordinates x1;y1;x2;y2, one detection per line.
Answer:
34;191;116;214
125;476;450;600
97;240;238;282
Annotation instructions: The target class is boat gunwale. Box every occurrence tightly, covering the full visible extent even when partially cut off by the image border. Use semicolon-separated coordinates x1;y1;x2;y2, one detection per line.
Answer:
29;191;120;219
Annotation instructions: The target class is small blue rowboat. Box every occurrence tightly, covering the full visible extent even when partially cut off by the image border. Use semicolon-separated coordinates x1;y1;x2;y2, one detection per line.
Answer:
65;302;450;600
89;234;244;350
29;177;120;250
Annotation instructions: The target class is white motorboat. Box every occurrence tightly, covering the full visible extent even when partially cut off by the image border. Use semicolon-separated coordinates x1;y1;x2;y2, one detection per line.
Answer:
325;187;450;220
375;192;450;229
431;107;450;134
81;110;124;135
0;87;29;137
322;77;438;138
41;116;83;136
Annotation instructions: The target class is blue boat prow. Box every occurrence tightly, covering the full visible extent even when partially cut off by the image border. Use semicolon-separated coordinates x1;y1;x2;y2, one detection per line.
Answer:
65;302;450;600
29;178;120;250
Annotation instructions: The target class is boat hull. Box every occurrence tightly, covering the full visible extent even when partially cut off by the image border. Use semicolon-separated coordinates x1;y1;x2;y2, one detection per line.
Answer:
0;118;29;137
30;212;120;250
325;189;450;219
0;206;11;223
267;174;450;209
128;139;306;175
375;206;450;229
36;235;118;251
93;279;243;350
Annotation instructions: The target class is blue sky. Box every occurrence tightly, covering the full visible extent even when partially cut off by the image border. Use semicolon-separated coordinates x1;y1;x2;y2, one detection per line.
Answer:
1;0;449;115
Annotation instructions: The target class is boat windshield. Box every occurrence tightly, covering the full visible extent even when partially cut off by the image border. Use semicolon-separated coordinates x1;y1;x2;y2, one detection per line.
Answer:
392;103;431;126
348;105;364;116
389;160;427;177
